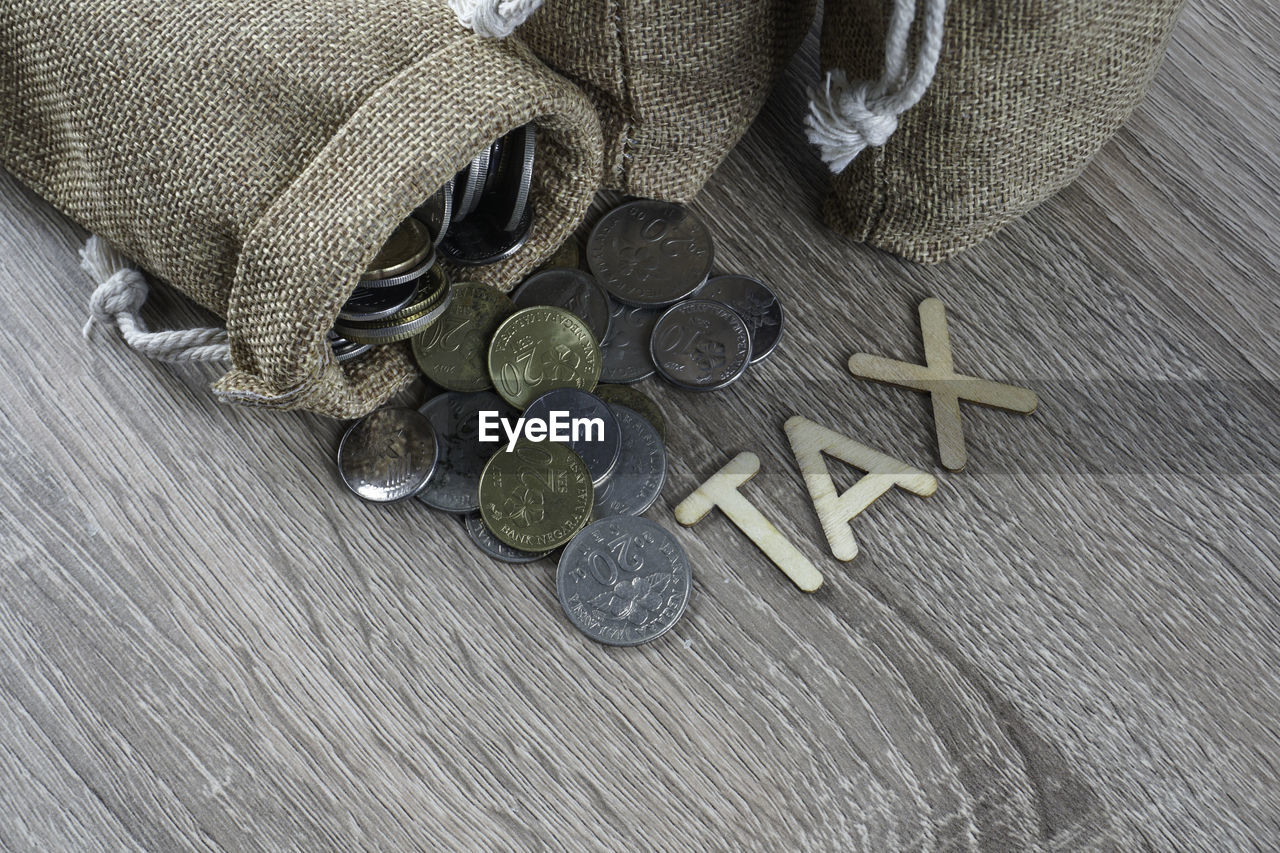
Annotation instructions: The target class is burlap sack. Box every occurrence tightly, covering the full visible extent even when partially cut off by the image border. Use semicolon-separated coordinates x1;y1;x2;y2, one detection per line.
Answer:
519;0;816;201
0;0;603;418
816;0;1186;263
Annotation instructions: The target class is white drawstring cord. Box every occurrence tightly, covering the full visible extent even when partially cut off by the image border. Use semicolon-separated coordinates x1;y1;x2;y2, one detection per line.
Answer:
448;0;544;38
806;0;948;173
80;235;231;363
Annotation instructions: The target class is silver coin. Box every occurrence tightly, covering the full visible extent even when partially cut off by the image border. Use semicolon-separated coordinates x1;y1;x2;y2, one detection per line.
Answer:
500;124;537;232
416;391;513;513
357;251;436;289
482;136;506;199
522;388;620;486
332;282;453;343
587;200;714;307
697;275;784;363
599;296;660;383
328;332;372;363
337;407;437;502
439;207;533;266
414;179;453;247
338;279;417;321
592;405;666;518
463;512;553;563
650;299;752;391
556;516;691;646
453;146;492;221
511;268;610;343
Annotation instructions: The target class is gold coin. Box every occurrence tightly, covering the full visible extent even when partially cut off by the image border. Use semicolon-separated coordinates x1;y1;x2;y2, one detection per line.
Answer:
479;440;594;551
412;281;515;392
487;306;602;410
362;217;434;281
592;384;666;443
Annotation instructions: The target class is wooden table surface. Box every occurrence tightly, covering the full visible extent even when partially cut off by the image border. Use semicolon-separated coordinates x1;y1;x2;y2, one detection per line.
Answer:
2;4;1277;850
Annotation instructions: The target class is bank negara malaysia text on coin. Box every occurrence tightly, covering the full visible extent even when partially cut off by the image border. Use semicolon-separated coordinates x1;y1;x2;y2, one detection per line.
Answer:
479;439;594;551
592;404;667;519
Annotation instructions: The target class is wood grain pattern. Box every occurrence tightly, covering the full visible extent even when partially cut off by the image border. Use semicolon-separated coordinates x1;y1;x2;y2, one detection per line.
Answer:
2;3;1278;850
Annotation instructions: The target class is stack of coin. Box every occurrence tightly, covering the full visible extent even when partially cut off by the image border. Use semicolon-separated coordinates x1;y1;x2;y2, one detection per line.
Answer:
331;217;453;348
439;124;537;266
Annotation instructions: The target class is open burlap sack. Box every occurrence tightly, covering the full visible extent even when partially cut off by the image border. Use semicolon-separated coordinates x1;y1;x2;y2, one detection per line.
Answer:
0;0;602;418
512;0;816;201
809;0;1186;263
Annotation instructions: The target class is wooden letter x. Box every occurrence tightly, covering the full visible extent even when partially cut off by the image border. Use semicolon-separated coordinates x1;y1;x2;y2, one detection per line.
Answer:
848;298;1038;471
784;416;937;561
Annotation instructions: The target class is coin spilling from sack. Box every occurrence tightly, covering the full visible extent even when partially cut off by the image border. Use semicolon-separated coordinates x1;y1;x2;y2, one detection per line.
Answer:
328;123;539;358
333;198;784;647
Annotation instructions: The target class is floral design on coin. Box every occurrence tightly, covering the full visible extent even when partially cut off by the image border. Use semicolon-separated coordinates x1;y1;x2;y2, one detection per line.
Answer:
512;268;611;342
337;407;437;502
592;405;667;518
556;517;691;646
487;306;602;409
598;296;660;383
417;391;512;513
522;388;621;486
696;275;784;363
650;299;752;390
587;200;714;306
479;440;593;551
413;281;515;392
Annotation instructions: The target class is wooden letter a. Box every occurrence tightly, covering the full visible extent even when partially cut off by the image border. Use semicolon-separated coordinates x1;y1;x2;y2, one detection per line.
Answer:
783;416;938;561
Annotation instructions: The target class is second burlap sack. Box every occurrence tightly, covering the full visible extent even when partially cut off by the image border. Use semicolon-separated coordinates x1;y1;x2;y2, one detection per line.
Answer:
519;0;817;201
814;0;1187;263
1;0;603;418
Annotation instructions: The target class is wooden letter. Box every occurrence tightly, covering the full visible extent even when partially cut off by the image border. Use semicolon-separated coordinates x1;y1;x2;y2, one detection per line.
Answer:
674;452;824;593
848;298;1038;471
784;416;937;561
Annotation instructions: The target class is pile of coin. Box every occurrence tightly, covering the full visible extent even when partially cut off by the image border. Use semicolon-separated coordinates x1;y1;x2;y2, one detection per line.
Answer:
328;123;537;356
335;198;784;647
539;199;784;390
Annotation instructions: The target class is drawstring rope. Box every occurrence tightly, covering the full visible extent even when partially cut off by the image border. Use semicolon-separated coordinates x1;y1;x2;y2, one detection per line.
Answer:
448;0;544;38
80;235;231;363
806;0;948;173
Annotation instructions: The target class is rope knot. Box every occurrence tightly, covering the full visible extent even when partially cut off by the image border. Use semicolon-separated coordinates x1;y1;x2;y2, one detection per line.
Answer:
806;0;949;174
85;267;148;334
806;73;900;173
78;235;231;363
448;0;543;38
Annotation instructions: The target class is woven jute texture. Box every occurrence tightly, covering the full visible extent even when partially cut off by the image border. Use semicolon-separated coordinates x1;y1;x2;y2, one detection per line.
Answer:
822;0;1186;263
0;0;603;418
521;0;816;202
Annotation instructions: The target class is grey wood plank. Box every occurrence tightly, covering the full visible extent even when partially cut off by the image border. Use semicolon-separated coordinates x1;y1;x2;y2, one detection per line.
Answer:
1;1;1277;850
